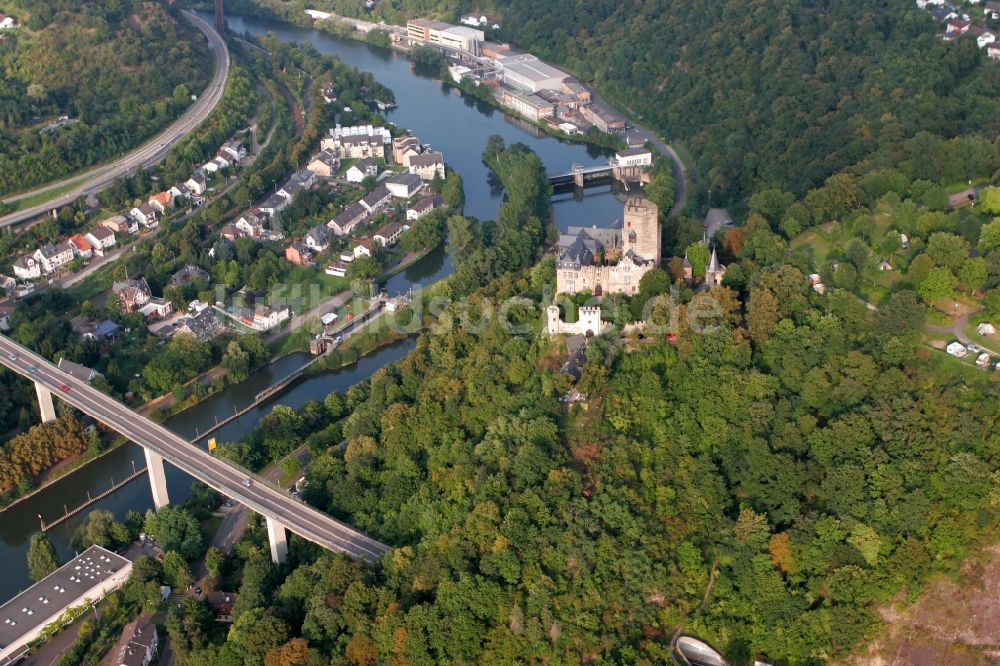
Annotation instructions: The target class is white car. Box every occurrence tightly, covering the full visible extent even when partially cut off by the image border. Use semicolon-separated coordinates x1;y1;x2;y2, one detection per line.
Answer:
242;478;252;488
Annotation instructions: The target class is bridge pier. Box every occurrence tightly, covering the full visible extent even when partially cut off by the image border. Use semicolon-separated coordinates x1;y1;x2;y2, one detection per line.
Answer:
266;516;288;564
35;383;57;423
144;448;170;510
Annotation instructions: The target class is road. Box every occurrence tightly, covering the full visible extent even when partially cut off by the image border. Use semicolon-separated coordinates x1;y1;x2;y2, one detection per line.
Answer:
0;334;391;563
0;10;231;228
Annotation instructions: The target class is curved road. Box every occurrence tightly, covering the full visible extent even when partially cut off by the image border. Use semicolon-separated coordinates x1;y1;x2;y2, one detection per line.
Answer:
0;334;391;563
0;10;231;228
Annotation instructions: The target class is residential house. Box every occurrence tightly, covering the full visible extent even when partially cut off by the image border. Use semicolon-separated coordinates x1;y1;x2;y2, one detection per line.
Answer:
0;274;14;294
219;223;245;241
220;139;246;162
386;172;423;199
205;592;238;622
987;0;1000;19
305;224;333;252
85;227;116;254
930;5;959;21
279;169;317;199
374;221;405;247
352;238;374;258
148;191;174;214
72;317;121;342
946;18;971;34
139;298;173;321
285;242;313;266
407;197;437;221
392;135;422;164
319;82;337;104
112;614;159;666
34;241;76;274
235;210;266;237
360;185;393;214
131;203;158;228
12;255;41;280
112;278;153;313
185;172;208;196
614;146;654;168
57;358;101;383
345;158;379;183
969;25;997;46
408;152;446;181
203;154;229;173
978;322;997;336
169;265;210;287
252;303;291;331
174;309;223;341
259;192;291;218
103;215;137;235
947;341;968;357
329;202;369;236
68;235;93;260
988;41;1000;59
325;262;348;277
0;14;18;29
169;183;191;201
307;150;340;178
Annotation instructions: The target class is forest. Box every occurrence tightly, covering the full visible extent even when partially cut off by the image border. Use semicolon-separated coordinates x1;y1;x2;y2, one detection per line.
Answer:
0;0;211;195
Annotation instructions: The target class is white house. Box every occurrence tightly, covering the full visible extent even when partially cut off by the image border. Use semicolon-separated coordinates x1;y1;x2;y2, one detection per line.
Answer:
345;158;378;184
185;172;208;196
359;185;393;214
947;341;968;358
325;262;348;278
86;226;117;252
0;14;18;29
253;303;290;331
304;224;332;252
130;204;158;228
978;322;996;336
34;242;75;274
386;172;423;199
407;197;436;221
220;139;246;162
328;203;369;236
12;255;41;280
374;221;406;247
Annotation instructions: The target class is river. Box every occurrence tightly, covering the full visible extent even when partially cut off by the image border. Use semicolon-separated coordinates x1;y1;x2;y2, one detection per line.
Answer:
0;11;634;600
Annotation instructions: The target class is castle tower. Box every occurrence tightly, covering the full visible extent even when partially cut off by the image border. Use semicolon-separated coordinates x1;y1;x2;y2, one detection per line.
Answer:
215;0;225;34
705;246;726;288
579;306;603;337
546;305;562;336
622;197;660;264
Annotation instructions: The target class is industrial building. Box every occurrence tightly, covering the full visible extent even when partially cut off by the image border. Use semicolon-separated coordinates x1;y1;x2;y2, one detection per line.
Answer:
501;90;556;122
406;18;484;55
0;546;132;664
498;53;569;93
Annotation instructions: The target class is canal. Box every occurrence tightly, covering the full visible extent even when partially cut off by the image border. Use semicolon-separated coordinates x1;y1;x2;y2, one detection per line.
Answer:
0;11;633;600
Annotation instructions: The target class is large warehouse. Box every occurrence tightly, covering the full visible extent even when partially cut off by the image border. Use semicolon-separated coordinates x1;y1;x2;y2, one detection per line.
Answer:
498;53;569;93
0;546;132;664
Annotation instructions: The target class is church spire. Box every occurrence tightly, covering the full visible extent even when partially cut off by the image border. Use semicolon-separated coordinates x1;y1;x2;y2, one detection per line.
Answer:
707;246;721;274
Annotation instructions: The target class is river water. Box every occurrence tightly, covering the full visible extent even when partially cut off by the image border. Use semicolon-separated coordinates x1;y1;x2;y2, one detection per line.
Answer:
0;11;633;600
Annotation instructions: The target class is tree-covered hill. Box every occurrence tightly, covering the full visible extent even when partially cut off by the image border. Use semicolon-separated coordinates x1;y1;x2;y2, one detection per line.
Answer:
269;0;1000;204
0;0;212;195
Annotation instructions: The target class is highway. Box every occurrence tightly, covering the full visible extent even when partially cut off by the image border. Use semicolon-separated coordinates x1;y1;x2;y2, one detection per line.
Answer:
0;10;231;228
0;334;391;563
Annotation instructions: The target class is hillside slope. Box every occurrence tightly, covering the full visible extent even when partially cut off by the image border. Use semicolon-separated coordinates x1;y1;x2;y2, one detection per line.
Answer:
0;0;212;195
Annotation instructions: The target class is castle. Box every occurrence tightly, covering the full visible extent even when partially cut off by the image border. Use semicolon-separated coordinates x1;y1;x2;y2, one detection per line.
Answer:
546;305;603;337
556;197;660;296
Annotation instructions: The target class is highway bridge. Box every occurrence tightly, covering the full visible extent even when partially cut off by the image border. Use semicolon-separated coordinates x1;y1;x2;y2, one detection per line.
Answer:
0;334;391;564
0;10;231;228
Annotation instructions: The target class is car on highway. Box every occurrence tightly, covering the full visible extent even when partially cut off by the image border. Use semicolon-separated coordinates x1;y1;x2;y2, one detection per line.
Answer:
243;478;253;487
59;383;70;392
27;365;37;373
7;353;16;361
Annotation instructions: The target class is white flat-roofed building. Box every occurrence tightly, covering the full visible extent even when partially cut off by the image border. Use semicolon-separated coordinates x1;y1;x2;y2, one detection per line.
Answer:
615;146;653;168
498;53;568;93
407;18;484;55
0;546;132;664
